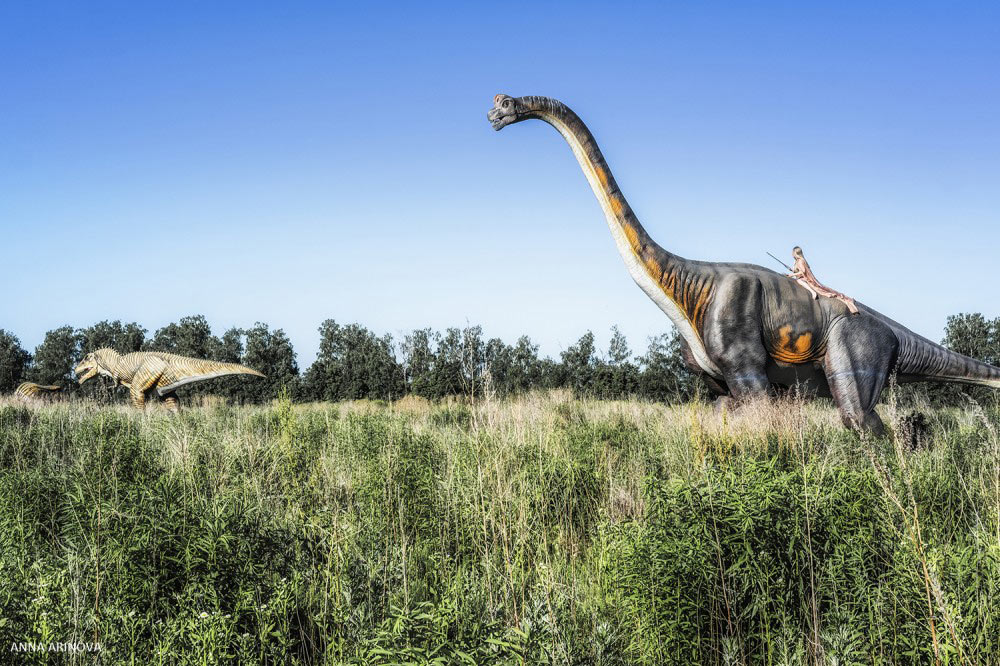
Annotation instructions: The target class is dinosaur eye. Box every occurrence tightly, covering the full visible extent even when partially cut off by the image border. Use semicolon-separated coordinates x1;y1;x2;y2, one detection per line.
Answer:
502;98;512;109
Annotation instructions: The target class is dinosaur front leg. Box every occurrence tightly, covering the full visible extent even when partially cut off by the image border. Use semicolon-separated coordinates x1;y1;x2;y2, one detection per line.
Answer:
702;278;771;400
822;317;899;435
712;352;770;400
129;384;150;409
704;333;771;401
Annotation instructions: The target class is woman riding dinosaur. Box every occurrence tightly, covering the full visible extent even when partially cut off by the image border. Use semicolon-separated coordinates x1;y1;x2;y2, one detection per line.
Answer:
787;246;859;314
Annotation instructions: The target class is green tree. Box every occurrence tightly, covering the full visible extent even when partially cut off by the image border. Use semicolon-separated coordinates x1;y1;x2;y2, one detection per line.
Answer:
214;327;245;364
638;330;696;403
205;327;248;402
0;330;31;393
595;326;639;398
561;331;597;396
460;326;486;399
538;357;565;389
79;320;146;355
510;335;543;394
431;328;465;398
484;337;514;396
302;320;403;401
942;313;999;365
145;314;216;357
29;326;81;388
402;328;436;398
240;323;299;403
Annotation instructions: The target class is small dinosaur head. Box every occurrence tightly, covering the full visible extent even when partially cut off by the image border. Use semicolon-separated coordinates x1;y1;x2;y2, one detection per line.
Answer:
74;348;116;384
487;94;527;131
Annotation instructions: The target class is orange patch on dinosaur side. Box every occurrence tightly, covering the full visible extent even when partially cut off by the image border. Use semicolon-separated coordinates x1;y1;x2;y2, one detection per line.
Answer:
771;325;819;364
794;332;813;354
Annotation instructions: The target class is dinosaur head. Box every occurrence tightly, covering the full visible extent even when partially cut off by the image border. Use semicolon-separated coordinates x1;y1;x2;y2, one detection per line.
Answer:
487;94;528;131
74;348;117;384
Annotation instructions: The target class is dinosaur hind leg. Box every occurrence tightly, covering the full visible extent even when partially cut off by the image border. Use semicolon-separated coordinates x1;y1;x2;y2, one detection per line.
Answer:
822;317;899;435
163;392;180;413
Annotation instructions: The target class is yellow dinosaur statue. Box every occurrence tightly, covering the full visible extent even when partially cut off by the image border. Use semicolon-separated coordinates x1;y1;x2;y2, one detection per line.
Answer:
74;348;264;412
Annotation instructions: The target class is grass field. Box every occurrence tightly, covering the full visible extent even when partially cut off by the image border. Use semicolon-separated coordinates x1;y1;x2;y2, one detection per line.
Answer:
2;391;1000;664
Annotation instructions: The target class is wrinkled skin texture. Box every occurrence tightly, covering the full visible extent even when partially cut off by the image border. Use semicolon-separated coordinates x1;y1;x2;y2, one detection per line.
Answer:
488;94;1000;434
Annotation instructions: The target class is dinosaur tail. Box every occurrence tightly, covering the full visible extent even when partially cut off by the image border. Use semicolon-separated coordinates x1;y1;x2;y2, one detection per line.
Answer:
204;361;266;378
895;332;1000;387
14;382;62;397
155;360;265;395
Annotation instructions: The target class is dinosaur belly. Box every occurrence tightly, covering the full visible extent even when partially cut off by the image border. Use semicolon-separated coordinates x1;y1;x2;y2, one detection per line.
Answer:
765;360;831;397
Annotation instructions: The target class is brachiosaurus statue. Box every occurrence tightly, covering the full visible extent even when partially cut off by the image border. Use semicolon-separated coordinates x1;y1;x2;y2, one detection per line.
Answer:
14;382;62;400
487;94;1000;433
74;348;264;412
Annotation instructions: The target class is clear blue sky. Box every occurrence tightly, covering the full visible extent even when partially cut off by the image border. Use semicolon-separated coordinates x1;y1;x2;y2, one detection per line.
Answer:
3;2;998;365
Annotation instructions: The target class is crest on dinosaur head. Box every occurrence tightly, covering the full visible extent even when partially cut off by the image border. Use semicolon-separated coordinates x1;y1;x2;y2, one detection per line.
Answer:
74;348;119;384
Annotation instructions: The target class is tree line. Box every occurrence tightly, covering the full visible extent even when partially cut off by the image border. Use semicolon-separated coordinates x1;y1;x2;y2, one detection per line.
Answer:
1;312;997;406
0;315;695;404
1;316;299;404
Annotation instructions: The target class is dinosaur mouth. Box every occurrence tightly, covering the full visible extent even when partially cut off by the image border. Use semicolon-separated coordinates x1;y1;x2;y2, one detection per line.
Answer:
487;108;515;131
75;365;98;383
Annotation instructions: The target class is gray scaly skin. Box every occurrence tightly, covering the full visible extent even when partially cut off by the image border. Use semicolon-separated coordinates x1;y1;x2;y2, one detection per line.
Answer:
74;348;264;412
488;94;1000;434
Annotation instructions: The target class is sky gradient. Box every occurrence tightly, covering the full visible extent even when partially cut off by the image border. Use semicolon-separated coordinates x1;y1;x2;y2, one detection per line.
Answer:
3;2;999;365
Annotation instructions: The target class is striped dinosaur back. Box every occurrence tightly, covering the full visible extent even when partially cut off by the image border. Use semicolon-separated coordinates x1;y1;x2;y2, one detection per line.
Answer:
133;351;265;394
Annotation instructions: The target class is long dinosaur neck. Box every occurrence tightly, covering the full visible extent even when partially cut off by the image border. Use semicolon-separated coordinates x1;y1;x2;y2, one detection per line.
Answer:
520;96;675;268
519;97;718;366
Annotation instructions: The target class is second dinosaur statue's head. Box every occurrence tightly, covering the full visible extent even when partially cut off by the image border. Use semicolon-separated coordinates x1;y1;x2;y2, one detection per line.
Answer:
487;94;531;131
74;348;119;384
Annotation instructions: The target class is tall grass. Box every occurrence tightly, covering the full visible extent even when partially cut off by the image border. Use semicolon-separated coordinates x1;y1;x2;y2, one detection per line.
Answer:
1;391;999;664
